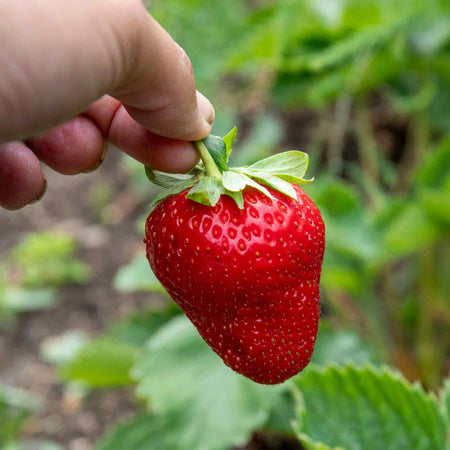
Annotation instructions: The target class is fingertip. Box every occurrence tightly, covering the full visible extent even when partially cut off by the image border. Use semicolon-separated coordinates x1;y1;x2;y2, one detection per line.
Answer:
0;142;46;210
196;91;215;127
181;91;215;141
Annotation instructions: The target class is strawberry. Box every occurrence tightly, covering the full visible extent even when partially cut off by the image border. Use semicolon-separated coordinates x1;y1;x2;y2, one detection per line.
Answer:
144;128;325;384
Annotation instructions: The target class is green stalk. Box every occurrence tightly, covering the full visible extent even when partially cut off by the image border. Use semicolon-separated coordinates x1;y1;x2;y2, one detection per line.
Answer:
194;140;222;180
417;245;442;390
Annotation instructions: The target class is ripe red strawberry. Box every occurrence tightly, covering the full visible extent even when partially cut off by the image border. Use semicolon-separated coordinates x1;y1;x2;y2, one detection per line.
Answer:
143;128;324;384
145;183;324;384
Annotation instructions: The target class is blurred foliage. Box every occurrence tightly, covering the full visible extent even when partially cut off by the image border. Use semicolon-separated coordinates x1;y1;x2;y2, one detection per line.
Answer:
149;0;450;131
0;385;41;447
113;254;168;295
0;231;89;326
8;232;89;288
3;0;449;447
310;324;380;366
61;338;140;388
40;330;89;367
0;267;57;326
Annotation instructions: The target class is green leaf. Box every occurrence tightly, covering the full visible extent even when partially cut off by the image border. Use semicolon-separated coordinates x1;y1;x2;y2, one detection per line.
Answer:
187;177;223;207
308;179;362;217
40;330;88;366
415;137;450;189
440;377;450;430
0;385;41;413
132;316;281;450
150;179;197;210
263;384;297;435
292;365;447;450
383;203;443;257
307;179;379;263
223;127;237;157
245;150;310;182
113;254;167;295
61;338;139;387
311;326;380;366
144;167;196;188
201;134;228;171
1;287;57;312
97;414;176;450
420;188;450;226
106;304;181;348
9;232;89;288
0;385;41;442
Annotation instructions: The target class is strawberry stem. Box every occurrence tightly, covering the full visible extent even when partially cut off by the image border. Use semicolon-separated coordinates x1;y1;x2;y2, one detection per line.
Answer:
195;140;222;180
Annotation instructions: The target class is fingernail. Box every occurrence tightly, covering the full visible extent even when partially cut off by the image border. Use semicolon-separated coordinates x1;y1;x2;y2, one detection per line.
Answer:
82;139;108;173
28;178;47;205
196;91;215;126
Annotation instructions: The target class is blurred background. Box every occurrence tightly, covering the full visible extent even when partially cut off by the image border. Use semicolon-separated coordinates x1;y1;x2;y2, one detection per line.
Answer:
1;0;449;449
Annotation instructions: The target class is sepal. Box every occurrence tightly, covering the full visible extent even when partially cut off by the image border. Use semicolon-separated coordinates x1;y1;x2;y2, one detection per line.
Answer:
150;179;197;210
244;150;312;183
145;166;199;188
187;177;224;207
223;127;237;157
201;135;228;172
145;129;313;210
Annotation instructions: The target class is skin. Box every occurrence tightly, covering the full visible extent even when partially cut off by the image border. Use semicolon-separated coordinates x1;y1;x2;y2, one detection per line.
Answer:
0;0;215;210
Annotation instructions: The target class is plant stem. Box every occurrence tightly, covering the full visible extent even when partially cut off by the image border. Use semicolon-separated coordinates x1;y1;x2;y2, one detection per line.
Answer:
194;140;222;180
417;245;442;390
355;101;381;204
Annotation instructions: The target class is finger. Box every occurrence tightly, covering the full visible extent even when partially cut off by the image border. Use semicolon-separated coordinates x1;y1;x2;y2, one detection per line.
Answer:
109;106;200;173
86;96;199;173
0;0;213;144
27;116;105;175
0;142;46;210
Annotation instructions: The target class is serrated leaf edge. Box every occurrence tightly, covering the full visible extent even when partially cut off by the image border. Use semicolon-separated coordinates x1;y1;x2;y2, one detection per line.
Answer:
290;363;447;450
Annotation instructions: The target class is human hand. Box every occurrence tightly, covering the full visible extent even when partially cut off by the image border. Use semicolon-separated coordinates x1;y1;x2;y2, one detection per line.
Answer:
0;0;214;210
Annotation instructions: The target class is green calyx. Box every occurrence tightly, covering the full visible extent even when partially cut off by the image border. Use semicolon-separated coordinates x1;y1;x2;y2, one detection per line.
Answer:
145;127;312;210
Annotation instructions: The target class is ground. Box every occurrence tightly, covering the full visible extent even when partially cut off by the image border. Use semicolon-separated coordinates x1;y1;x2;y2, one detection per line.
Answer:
0;150;152;449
